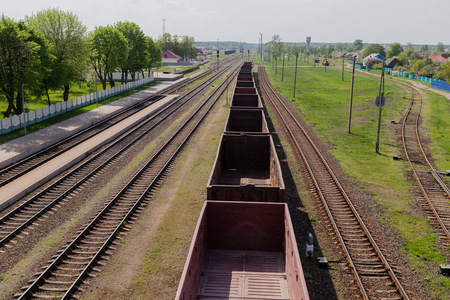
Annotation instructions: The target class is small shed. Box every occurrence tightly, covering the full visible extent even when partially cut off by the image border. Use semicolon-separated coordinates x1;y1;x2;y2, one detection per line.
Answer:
385;57;401;68
162;50;182;64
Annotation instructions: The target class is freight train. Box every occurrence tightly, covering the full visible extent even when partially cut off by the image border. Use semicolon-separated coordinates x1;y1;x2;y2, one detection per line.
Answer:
176;62;309;300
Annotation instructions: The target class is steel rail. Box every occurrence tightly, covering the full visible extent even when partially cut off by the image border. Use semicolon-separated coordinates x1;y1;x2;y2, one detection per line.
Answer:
258;66;409;300
0;65;219;189
18;60;242;300
400;85;450;241
0;58;241;249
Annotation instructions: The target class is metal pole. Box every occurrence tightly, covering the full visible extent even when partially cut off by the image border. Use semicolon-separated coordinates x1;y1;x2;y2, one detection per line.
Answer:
260;33;263;60
375;62;386;154
342;54;345;81
293;53;298;97
282;52;285;82
375;106;383;153
226;75;229;106
22;84;28;135
275;57;277;79
348;57;356;133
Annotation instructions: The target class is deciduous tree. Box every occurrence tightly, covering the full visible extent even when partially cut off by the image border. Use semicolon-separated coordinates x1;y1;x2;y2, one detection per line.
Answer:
26;8;88;102
436;42;445;53
352;39;363;51
88;26;128;90
145;37;162;76
363;43;386;58
0;16;51;117
116;21;148;83
387;42;403;58
442;61;450;83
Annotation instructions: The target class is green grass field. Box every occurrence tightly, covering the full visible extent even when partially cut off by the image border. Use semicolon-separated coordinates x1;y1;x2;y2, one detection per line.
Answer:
258;58;450;299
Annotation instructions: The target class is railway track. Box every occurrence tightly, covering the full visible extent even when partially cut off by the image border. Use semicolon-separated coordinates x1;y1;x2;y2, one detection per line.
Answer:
0;64;222;189
400;84;450;245
258;65;410;300
0;58;242;254
15;61;242;299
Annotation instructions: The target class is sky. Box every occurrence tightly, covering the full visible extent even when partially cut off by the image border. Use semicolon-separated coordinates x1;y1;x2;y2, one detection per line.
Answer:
2;0;449;45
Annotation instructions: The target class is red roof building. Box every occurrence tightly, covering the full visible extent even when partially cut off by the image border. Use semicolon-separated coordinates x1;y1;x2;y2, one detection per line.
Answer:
162;50;182;63
429;55;447;63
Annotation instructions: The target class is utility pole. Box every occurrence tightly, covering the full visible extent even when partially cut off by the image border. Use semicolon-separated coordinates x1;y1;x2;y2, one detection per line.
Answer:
275;57;277;78
258;37;260;57
342;53;346;81
348;56;356;133
293;53;299;97
375;61;386;154
282;52;285;82
260;33;263;60
162;19;166;36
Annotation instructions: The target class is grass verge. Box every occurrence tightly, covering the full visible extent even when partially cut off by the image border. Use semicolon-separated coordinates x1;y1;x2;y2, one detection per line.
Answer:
257;58;450;299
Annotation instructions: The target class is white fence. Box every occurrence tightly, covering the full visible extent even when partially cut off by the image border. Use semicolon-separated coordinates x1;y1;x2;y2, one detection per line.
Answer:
0;75;154;135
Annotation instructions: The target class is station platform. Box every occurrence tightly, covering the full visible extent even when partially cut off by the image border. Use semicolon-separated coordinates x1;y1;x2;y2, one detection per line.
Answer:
0;79;185;211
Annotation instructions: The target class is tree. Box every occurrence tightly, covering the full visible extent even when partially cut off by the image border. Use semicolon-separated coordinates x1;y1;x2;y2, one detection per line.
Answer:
442;61;450;83
180;35;195;61
145;37;162;76
410;51;423;60
88;26;128;90
397;53;409;66
387;42;403;58
271;34;283;60
436;42;445;53
404;48;414;58
157;32;194;60
352;39;363;51
410;59;425;74
115;21;148;83
334;42;347;52
0;16;52;117
420;44;429;52
363;43;386;58
26;8;88;102
159;32;172;51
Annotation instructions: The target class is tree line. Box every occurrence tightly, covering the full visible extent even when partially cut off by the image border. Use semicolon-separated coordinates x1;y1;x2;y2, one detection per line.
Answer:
159;33;196;61
0;8;163;118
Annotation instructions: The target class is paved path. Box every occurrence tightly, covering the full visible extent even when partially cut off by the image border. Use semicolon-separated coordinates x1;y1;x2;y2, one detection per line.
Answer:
0;94;178;211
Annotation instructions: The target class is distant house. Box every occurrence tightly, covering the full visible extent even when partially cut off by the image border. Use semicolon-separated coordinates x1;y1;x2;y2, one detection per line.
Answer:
195;47;207;61
442;53;450;59
363;53;385;65
162;50;182;64
429;55;447;63
385;57;401;68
